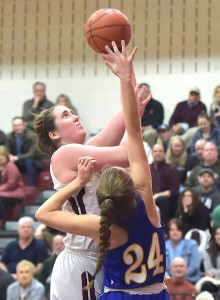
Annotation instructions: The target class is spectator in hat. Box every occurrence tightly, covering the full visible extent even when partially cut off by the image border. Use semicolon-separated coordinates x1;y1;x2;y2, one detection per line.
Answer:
139;83;164;147
185;141;220;190
157;123;172;152
193;168;220;214
169;87;207;148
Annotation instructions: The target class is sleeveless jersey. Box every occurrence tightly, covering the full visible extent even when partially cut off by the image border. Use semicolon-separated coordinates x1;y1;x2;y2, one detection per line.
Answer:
103;196;166;290
50;157;100;252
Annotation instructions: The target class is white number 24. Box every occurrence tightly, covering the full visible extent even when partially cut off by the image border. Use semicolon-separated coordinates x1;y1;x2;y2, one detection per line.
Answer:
123;232;164;284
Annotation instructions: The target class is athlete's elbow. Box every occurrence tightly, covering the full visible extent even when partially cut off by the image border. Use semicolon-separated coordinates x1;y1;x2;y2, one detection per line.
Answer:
35;209;45;223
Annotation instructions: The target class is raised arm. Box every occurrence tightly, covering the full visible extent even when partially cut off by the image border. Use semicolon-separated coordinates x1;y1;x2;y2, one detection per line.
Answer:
104;41;160;227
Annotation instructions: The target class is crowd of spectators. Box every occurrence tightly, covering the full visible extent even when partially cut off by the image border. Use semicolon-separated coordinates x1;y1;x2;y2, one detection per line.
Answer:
1;82;220;299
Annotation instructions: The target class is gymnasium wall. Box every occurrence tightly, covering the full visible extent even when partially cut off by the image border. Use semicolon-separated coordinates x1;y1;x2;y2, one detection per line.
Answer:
0;0;220;134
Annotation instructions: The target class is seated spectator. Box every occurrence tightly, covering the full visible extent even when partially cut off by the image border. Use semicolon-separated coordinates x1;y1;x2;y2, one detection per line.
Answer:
196;226;220;295
185;139;206;175
0;216;48;277
0;268;14;300
6;260;46;300
6;116;45;186
35;235;64;297
166;218;201;284
165;257;197;300
22;81;54;130
190;113;220;155
139;83;164;147
55;94;78;115
156;123;172;152
175;188;211;232
210;85;220;128
166;136;188;184
185;141;220;189
169;87;207;149
150;144;180;225
195;291;214;300
193;169;220;213
0;146;25;229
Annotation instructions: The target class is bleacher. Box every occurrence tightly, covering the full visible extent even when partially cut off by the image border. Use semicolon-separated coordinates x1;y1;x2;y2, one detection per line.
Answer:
0;160;55;256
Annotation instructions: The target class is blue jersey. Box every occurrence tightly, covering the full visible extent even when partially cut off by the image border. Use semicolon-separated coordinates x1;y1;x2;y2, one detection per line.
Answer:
103;196;166;290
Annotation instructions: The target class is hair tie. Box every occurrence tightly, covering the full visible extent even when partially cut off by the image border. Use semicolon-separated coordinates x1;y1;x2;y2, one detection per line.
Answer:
103;196;114;201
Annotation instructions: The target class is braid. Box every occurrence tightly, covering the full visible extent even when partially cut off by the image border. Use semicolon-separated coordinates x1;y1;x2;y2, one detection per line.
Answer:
86;199;113;290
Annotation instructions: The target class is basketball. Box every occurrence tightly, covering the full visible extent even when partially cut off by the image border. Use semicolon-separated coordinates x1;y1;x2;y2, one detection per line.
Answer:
85;8;131;53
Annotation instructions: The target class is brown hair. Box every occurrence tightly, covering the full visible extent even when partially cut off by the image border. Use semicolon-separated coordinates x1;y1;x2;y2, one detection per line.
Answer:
90;167;136;286
167;218;185;238
33;107;57;156
178;188;201;214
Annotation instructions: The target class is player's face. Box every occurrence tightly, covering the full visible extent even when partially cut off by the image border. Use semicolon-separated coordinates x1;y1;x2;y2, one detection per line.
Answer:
17;265;33;288
169;223;183;242
52;105;86;145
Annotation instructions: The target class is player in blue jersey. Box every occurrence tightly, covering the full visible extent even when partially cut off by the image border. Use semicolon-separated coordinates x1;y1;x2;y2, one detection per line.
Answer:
35;40;170;299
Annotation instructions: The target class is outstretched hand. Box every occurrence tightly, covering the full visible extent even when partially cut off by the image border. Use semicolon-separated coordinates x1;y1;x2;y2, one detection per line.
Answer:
135;84;152;118
77;156;96;185
103;40;137;82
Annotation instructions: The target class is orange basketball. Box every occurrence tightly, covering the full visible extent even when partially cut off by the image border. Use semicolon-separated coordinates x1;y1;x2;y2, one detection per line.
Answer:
85;8;131;53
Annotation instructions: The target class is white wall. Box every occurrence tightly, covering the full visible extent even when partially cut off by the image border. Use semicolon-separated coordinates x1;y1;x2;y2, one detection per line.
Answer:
1;0;220;134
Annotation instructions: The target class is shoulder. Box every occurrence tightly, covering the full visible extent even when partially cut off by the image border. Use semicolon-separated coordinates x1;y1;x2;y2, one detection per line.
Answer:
32;278;45;289
152;99;164;108
45;99;54;107
32;238;47;249
184;238;198;248
5;239;17;250
175;100;188;107
7;280;18;291
23;99;34;105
